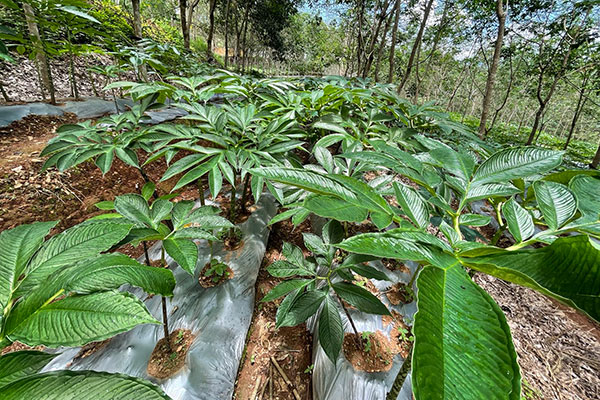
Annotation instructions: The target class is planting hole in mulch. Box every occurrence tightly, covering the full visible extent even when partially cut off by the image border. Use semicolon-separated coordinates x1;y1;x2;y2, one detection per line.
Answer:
147;329;195;380
198;259;234;288
381;258;411;274
389;317;414;359
343;331;397;373
386;282;415;305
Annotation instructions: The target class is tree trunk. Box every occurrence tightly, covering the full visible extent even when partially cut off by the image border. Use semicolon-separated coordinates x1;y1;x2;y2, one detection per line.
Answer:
564;90;587;150
355;0;366;75
422;0;451;98
187;0;200;50
206;0;217;62
23;3;55;104
397;0;434;93
478;0;506;138
131;0;142;38
387;0;401;83
374;8;393;82
0;81;10;102
180;0;190;49
224;0;231;68
362;0;391;78
590;139;600;169
241;2;250;72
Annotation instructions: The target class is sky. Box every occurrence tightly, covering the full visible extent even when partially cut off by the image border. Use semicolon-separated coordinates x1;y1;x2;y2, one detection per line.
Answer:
299;1;349;23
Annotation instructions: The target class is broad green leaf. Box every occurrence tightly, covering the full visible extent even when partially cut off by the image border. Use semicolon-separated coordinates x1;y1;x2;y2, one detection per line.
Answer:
413;265;520;399
459;214;491;227
322;220;344;246
63;254;175;297
430;147;475;185
0;351;56;389
394;182;429;229
465;183;520;203
261;279;314;303
330;174;392;215
267;260;314;278
569;175;600;220
150;199;173;225
302;233;327;256
337;232;457;269
251;167;359;204
471;147;562;185
142;182;156;201
304;195;368;223
95;150;114;174
0;222;56;311
314;146;334;174
172;156;220;192
502;199;534;242
533;181;576;231
17;222;132;296
461;235;600;322
114;194;153;227
332;282;389;315
95;200;115;210
318;296;343;364
163;238;198;275
277;290;326;328
9;291;158;348
0;370;170;399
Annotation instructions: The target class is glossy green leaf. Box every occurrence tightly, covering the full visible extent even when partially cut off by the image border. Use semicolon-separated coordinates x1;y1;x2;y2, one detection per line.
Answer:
318;296;343;364
533;181;576;231
0;370;170;399
0;351;56;389
502;198;534;242
9;291;158;348
472;147;562;185
394;182;429;229
277;290;326;328
163;238;198;275
332;282;389;315
413;265;520;399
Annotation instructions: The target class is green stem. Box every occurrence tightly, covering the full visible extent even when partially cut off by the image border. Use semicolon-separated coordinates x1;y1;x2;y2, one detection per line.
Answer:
490;227;505;246
229;171;237;230
240;173;251;212
197;178;205;206
160;246;171;348
452;214;463;241
336;293;361;340
407;265;422;288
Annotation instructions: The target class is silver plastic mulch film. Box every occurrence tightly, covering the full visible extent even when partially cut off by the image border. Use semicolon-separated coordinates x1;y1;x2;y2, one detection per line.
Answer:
42;194;277;400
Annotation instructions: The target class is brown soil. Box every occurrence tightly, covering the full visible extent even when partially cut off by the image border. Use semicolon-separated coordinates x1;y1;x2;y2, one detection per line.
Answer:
198;261;234;288
381;258;411;274
343;331;397;373
386;282;414;306
147;329;195;380
475;273;600;399
233;218;313;400
388;315;414;359
69;339;112;365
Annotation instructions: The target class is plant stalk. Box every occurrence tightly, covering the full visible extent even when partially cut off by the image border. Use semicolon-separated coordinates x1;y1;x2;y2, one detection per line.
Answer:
240;173;251;212
197;178;205;206
160;246;172;350
336;293;361;347
386;345;413;400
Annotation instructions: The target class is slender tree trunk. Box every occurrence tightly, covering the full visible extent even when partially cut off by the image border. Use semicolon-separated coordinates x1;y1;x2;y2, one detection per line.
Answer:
362;0;391;78
355;0;366;75
224;0;231;68
131;0;142;38
387;0;401;83
206;0;217;62
187;0;200;49
241;2;250;72
591;139;600;169
564;92;587;150
23;3;55;104
478;1;506;137
423;0;451;98
374;9;393;82
180;0;190;49
397;0;434;93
